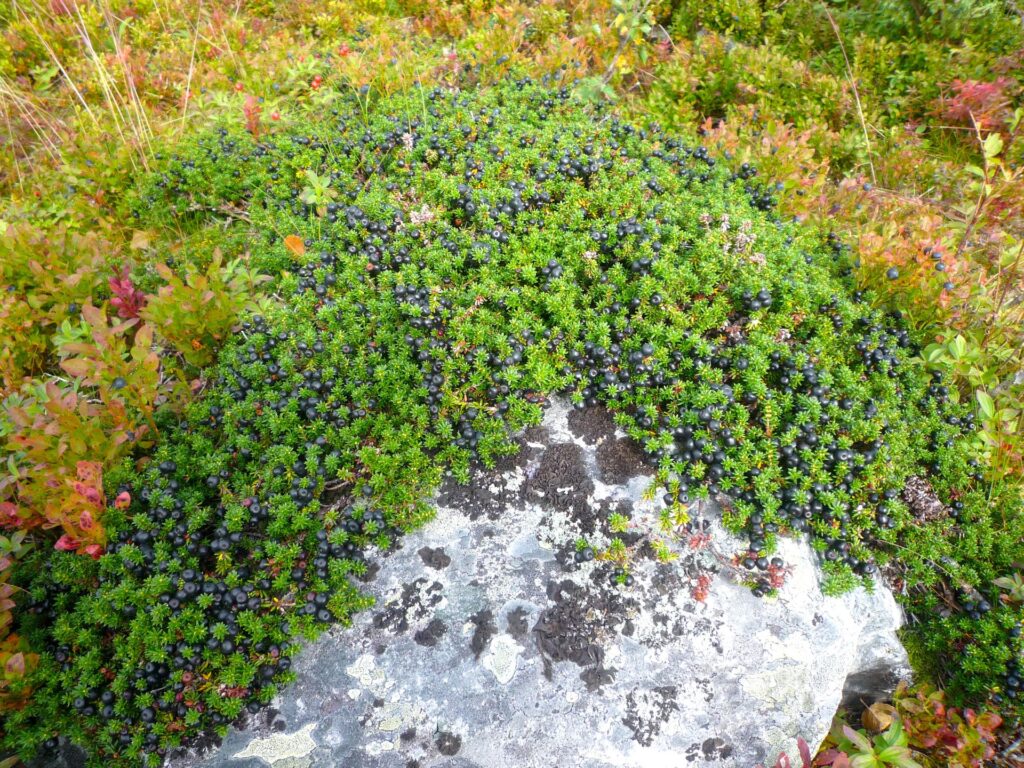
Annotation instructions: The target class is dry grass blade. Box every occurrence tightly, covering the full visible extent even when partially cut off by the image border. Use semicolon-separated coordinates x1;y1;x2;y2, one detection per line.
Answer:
822;4;876;185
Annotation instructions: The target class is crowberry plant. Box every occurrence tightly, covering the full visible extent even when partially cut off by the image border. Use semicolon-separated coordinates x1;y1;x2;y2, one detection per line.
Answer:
5;76;1021;765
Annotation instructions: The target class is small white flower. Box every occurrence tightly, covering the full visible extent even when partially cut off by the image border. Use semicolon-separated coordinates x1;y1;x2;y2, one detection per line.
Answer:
734;232;756;253
402;132;415;152
409;204;434;225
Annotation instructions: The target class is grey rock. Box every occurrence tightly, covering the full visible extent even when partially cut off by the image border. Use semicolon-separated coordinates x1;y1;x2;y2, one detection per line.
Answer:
169;398;910;768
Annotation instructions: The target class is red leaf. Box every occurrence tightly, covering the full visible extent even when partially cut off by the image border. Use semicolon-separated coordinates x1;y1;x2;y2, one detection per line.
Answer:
797;737;812;768
115;491;132;510
243;94;262;139
0;502;19;527
83;544;104;559
109;267;147;319
54;534;80;551
79;510;94;530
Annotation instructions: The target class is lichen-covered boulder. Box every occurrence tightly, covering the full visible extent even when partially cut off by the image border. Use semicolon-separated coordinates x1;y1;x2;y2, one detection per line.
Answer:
171;399;909;768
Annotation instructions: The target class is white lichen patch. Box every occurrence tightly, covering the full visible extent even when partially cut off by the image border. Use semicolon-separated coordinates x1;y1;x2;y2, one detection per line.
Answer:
364;739;396;756
540;396;575;442
232;722;317;765
482;633;522;684
346;654;392;696
741;666;816;713
376;701;405;731
535;505;580;551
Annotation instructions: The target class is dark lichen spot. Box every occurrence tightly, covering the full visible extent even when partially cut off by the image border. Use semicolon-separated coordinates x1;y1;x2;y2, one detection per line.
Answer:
419;546;452;569
702;737;733;760
436;731;462;756
566;406;618;445
533;579;636;682
526;442;593;517
595;436;648;485
580;665;616;692
469;608;496;658
414;618;448;647
622;686;679;747
506;606;530;639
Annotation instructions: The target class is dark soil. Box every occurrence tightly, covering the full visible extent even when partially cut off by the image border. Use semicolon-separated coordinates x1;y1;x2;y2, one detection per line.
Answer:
902;476;950;524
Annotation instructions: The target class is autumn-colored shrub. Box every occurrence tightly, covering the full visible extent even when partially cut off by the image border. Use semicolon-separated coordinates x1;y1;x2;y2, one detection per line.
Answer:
140;253;270;368
0;224;113;387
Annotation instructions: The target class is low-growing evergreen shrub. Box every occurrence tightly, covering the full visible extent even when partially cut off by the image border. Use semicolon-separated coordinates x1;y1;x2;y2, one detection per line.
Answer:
5;76;1021;765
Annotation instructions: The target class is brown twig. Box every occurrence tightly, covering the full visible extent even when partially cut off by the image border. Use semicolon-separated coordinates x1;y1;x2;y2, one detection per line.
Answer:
953;113;992;264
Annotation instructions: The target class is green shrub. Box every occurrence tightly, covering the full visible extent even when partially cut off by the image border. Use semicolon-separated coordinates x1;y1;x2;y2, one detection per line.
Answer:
5;75;1021;766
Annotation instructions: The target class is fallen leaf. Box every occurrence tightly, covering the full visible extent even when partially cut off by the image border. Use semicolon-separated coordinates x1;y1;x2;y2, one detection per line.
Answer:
862;702;898;732
284;235;305;256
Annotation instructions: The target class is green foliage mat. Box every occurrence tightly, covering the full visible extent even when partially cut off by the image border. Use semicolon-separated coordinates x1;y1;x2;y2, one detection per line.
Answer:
8;77;1022;765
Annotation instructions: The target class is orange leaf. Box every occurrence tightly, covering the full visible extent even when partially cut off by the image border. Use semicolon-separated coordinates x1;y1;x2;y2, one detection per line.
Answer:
60;358;93;379
80;303;104;327
284;235;305;256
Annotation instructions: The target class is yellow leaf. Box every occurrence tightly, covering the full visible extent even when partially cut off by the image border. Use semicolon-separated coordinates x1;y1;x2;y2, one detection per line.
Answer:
862;702;898;732
134;323;154;350
130;229;153;250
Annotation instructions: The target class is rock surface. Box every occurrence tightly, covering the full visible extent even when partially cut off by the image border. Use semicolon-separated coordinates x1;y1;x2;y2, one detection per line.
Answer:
169;398;910;768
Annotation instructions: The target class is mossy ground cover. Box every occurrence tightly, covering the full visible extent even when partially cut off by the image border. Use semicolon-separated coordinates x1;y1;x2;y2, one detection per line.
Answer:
3;76;1021;766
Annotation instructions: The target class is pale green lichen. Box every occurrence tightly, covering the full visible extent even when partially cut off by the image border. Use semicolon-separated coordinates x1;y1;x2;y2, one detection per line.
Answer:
232;723;317;766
